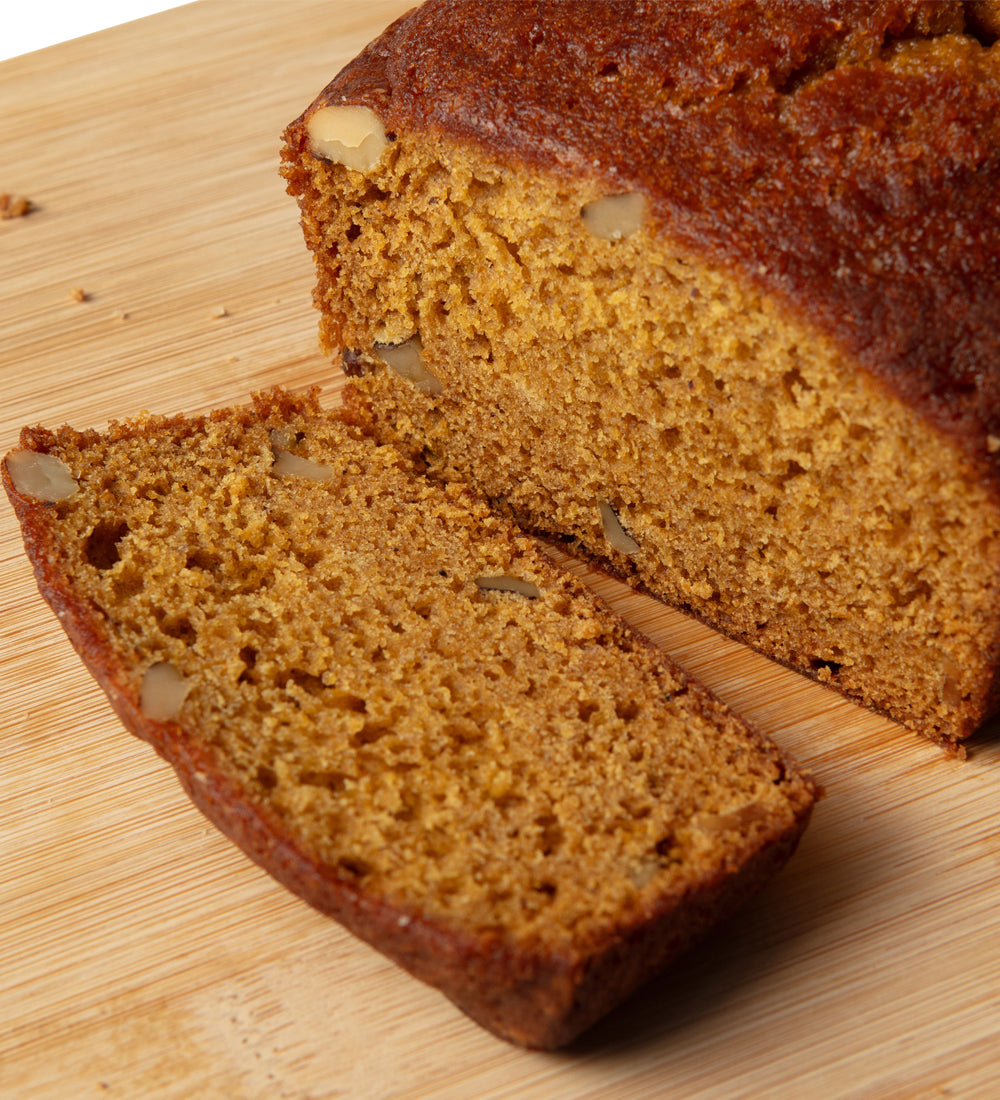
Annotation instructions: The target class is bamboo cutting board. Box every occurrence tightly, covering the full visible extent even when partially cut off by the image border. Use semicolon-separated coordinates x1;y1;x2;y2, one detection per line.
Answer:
2;4;999;1097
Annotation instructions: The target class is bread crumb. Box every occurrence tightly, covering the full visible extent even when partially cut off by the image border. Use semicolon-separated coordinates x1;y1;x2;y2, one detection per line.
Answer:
112;309;131;323
210;305;229;319
69;287;89;303
0;193;33;219
987;435;1000;454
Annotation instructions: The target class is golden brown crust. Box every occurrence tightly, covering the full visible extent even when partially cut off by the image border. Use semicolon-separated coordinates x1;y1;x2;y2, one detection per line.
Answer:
284;0;1000;478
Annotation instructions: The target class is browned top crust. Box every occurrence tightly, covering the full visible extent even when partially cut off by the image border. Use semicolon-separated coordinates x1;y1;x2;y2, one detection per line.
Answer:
291;0;1000;472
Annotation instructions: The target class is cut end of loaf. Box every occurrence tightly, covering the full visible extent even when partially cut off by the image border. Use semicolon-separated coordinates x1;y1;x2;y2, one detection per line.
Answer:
282;112;1000;746
279;0;1000;745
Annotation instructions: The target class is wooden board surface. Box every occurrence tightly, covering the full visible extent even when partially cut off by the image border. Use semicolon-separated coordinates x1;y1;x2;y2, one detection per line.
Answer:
1;3;999;1097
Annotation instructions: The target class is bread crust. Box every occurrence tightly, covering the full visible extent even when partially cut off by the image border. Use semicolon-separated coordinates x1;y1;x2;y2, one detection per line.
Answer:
284;0;1000;478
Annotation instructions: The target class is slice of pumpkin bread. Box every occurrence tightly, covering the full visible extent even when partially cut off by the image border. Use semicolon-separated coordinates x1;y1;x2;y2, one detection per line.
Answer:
3;388;816;1049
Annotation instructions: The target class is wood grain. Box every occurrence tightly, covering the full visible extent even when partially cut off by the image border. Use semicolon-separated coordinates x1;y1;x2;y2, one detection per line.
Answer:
1;3;998;1097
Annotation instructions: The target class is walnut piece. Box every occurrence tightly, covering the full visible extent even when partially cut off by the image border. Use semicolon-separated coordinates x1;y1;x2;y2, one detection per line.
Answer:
581;193;646;240
140;662;190;722
5;451;78;501
376;336;443;395
599;502;640;555
271;446;334;482
306;105;388;172
694;802;769;835
475;576;541;598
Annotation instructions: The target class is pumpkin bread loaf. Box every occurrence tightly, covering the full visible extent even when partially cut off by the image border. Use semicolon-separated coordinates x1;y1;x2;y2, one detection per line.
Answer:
2;389;816;1049
281;0;1000;745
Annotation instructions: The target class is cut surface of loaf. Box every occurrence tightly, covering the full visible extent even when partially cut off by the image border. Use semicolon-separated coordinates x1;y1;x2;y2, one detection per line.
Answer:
2;389;816;1049
280;0;1000;745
